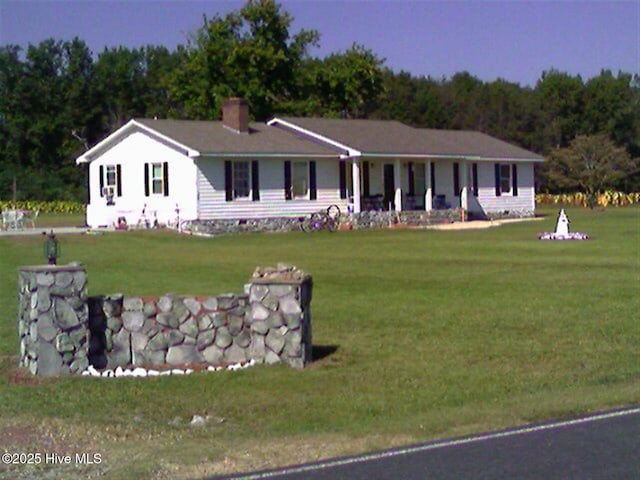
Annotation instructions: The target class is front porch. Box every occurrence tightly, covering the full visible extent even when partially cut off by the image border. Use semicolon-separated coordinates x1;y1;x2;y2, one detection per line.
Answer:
343;157;472;214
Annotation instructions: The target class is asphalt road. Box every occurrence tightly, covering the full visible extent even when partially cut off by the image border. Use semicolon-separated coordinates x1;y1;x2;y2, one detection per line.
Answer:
212;406;640;480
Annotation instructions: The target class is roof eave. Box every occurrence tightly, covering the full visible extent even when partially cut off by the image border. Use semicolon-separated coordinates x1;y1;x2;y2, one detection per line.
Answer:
196;153;340;158
359;152;544;162
76;119;200;164
268;117;361;157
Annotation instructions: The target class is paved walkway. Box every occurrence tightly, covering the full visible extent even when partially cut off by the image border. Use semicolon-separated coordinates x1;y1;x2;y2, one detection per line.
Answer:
426;216;545;230
0;226;93;237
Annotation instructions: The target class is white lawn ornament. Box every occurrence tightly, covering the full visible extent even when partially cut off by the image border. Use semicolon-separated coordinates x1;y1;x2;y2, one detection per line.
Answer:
539;209;589;241
555;209;570;238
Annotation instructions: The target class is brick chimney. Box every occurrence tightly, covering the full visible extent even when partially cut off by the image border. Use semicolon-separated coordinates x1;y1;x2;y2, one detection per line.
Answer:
222;97;249;133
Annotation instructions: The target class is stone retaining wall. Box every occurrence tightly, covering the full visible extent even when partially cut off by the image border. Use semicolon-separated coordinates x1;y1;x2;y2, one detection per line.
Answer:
19;264;312;376
18;264;89;376
483;209;535;220
348;210;467;229
183;210;472;236
184;217;303;236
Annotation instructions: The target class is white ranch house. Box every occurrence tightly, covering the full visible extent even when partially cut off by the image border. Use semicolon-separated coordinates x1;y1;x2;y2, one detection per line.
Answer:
76;98;543;228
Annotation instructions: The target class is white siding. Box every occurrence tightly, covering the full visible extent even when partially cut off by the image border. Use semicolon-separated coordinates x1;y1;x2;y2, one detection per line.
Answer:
196;158;348;219
475;161;535;213
86;131;198;228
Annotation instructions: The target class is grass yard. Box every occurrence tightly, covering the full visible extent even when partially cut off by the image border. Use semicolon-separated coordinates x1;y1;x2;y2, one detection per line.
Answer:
33;212;86;229
0;206;638;479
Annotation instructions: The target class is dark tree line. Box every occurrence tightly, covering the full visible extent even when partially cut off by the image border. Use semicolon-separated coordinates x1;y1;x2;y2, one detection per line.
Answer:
1;0;638;201
372;69;640;192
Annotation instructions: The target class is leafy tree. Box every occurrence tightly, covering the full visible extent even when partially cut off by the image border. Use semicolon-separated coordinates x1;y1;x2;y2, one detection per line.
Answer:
440;71;486;130
582;70;640;156
296;44;384;118
169;0;319;120
535;70;585;151
371;71;447;127
94;47;148;130
141;46;186;119
0;45;26;199
545;134;635;207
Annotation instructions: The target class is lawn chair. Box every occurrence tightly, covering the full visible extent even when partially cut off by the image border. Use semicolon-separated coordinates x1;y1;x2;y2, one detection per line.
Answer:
23;209;39;229
1;209;24;230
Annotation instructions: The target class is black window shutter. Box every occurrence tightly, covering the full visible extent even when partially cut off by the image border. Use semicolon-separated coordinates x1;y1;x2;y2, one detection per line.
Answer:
144;163;150;197
472;163;479;197
339;161;347;199
309;161;317;200
512;164;518;196
363;161;370;197
430;162;436;196
494;163;501;197
163;162;169;196
453;162;460;195
116;164;122;197
284;161;292;200
224;161;233;202
408;162;415;196
251;160;260;201
99;165;104;197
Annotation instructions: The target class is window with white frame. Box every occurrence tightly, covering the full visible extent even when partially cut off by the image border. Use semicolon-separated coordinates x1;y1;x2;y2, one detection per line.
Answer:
500;164;512;195
233;161;250;199
100;164;120;201
292;161;308;198
151;163;164;195
105;166;117;189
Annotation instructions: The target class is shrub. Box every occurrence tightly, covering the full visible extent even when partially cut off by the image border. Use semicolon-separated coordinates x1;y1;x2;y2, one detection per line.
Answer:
0;200;85;214
536;192;640;207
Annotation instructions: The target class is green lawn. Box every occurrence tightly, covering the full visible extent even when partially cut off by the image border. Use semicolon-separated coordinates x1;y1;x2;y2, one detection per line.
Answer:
0;206;638;479
34;212;86;228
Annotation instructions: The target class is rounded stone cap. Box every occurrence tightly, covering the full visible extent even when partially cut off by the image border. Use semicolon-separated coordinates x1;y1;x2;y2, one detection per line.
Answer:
250;264;311;285
19;263;86;273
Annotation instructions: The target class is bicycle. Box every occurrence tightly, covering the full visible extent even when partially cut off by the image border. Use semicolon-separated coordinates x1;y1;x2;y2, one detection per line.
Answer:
300;205;341;232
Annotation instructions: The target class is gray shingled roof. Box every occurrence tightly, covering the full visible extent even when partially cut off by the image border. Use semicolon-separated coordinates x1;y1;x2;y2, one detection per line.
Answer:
274;117;432;154
273;117;543;161
417;129;544;160
135;118;344;156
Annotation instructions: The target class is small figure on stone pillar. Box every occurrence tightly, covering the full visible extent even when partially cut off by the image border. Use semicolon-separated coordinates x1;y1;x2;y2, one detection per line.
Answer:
43;230;60;265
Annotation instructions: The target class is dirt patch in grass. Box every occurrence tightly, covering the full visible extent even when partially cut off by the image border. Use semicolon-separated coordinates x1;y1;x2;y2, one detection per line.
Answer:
6;368;47;386
153;432;419;479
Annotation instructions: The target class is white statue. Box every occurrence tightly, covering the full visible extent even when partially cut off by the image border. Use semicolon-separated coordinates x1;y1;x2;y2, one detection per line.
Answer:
554;208;570;238
539;208;588;241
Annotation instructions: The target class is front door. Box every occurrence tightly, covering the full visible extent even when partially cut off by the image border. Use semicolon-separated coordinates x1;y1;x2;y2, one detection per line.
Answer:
383;164;395;210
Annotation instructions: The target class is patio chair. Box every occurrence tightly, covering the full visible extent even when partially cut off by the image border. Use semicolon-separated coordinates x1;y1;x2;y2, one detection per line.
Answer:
1;209;24;230
23;209;39;229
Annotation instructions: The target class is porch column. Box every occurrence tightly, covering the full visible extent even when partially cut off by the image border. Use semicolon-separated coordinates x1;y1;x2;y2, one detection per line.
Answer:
352;158;361;214
425;160;433;212
393;158;402;211
460;161;469;213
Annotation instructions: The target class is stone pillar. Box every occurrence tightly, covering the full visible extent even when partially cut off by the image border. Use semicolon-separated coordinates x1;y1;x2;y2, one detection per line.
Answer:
247;265;312;368
18;264;89;376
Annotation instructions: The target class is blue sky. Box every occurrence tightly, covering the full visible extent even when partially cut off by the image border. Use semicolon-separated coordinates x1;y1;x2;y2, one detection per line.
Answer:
1;0;638;86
